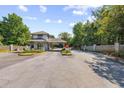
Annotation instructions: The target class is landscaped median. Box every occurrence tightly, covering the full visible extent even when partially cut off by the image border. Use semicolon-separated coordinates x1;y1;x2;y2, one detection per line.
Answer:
0;49;10;53
18;50;45;56
61;48;72;56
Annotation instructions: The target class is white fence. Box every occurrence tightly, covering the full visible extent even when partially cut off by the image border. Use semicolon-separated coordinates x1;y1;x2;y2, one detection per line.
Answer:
120;45;124;51
0;45;28;51
82;43;124;52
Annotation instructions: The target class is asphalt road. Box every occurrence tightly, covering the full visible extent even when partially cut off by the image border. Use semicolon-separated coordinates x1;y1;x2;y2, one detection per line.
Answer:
0;51;123;88
0;53;35;69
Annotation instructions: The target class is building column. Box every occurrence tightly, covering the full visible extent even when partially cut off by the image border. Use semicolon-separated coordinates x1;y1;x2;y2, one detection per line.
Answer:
48;43;52;50
44;43;49;51
34;43;37;49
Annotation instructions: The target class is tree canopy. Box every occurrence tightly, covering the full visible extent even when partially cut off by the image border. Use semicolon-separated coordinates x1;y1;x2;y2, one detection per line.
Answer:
72;5;124;48
0;13;30;45
58;32;72;44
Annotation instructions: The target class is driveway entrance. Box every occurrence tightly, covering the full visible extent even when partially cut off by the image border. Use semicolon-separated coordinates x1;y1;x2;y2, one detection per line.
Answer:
0;51;122;87
49;48;62;52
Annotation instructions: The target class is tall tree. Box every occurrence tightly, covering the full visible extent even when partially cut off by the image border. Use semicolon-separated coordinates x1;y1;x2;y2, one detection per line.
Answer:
0;35;3;45
0;21;3;45
71;5;124;47
73;22;84;48
58;32;72;44
0;13;30;45
93;5;124;44
107;6;124;43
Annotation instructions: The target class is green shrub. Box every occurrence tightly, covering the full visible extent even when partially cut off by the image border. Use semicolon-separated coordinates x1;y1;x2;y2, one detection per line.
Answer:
62;50;71;53
18;49;44;56
61;50;72;56
61;48;65;52
23;50;44;53
18;53;34;56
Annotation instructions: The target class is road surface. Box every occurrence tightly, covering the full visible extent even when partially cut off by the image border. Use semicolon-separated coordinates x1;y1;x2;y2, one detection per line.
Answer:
0;53;36;69
0;51;123;88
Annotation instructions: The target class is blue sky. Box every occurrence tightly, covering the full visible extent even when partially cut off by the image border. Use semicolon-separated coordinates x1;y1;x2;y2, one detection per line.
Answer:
0;5;100;37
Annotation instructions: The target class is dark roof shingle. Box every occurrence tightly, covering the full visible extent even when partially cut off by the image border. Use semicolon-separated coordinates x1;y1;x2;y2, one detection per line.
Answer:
47;38;66;43
31;31;49;35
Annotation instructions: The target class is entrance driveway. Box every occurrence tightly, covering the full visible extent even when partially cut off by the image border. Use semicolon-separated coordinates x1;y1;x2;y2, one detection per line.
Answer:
0;53;36;69
0;51;123;88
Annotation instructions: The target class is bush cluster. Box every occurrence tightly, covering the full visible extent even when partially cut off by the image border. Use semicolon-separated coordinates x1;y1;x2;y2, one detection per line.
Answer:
61;48;72;56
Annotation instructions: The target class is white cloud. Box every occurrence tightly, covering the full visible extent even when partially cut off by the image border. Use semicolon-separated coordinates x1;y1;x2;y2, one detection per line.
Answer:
40;5;47;13
63;5;101;16
45;19;51;23
18;5;28;12
63;5;88;16
64;5;101;11
69;22;76;27
57;19;62;23
24;16;37;20
64;5;86;11
45;19;62;24
72;10;83;16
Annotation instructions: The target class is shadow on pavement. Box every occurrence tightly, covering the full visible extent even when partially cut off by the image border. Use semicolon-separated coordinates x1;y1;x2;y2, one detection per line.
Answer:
85;52;124;87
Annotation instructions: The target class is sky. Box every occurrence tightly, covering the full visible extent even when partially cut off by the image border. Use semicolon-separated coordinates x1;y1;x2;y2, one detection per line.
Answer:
0;5;101;37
